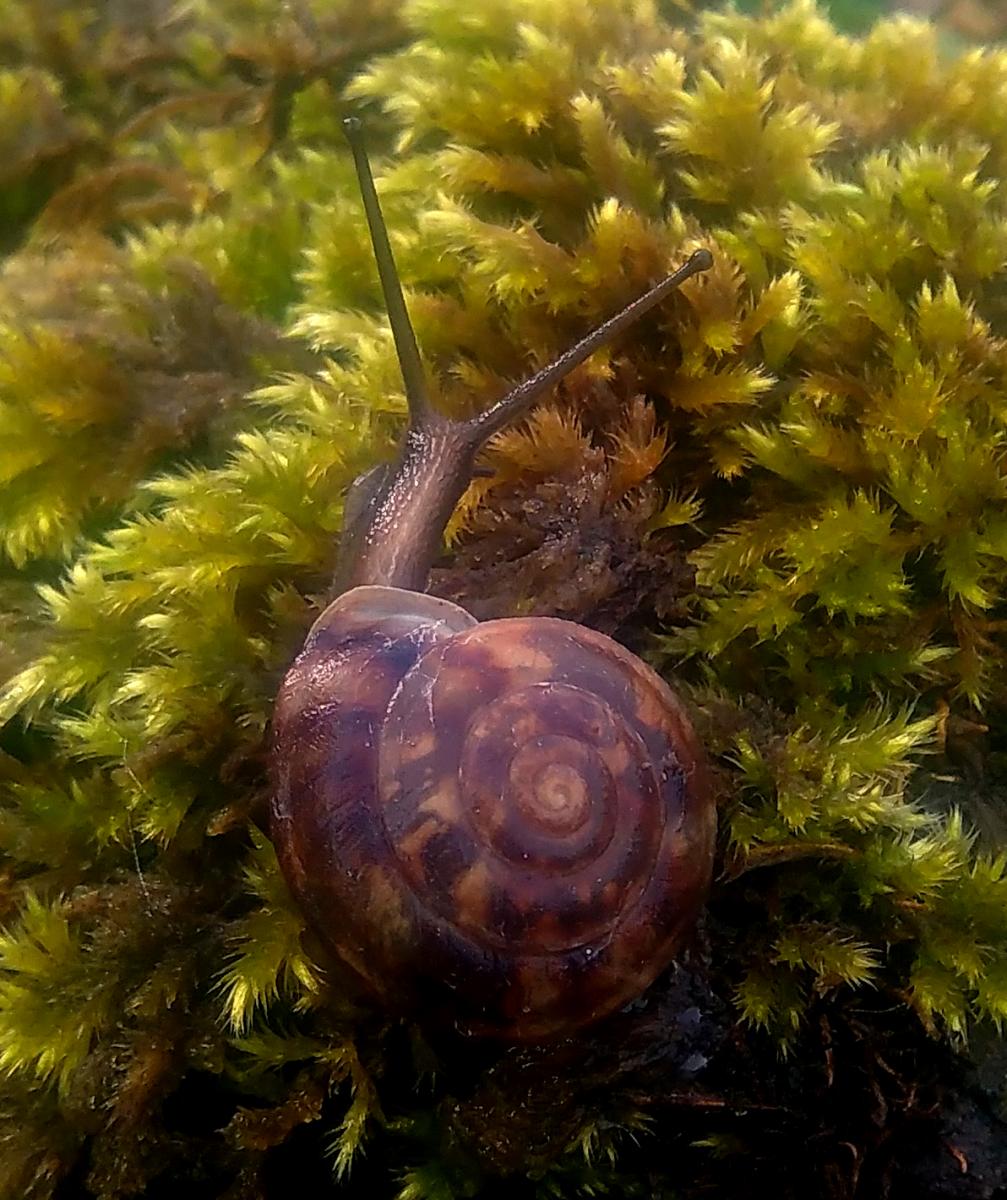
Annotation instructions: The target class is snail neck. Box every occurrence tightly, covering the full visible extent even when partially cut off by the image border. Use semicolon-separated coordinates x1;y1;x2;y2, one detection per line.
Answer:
339;416;477;592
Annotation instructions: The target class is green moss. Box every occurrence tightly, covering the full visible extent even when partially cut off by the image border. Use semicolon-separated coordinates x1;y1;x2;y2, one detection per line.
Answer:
1;0;1007;1196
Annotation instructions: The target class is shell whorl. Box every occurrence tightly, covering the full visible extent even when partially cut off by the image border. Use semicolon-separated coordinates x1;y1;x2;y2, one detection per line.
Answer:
270;585;714;1040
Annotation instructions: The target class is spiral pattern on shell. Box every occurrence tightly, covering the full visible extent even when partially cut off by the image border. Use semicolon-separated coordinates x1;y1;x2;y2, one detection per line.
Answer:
270;585;715;1040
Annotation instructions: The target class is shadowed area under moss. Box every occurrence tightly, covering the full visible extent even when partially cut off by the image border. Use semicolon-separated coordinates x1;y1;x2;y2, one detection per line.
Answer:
1;1;1007;1197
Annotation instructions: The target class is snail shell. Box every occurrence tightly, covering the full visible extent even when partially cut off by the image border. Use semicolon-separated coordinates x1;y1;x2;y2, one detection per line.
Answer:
271;584;714;1041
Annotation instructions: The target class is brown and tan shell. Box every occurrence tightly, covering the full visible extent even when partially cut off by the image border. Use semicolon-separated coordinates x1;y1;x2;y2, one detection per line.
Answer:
270;584;715;1041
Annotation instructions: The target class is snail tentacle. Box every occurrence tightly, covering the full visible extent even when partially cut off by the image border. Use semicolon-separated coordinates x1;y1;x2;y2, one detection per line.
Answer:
339;118;712;594
343;115;434;430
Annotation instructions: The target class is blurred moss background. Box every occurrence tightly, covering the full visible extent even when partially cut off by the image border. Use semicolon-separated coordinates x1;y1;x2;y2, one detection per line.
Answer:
741;0;1006;39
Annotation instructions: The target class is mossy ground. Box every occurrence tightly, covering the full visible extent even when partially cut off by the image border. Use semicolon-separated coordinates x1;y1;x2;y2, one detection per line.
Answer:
0;1;1006;1197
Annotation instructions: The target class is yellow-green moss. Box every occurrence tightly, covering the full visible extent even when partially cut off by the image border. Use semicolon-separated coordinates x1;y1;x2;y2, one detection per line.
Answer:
1;2;1007;1197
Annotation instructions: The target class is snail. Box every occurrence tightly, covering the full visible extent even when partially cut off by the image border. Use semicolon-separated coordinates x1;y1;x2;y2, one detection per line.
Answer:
269;117;717;1041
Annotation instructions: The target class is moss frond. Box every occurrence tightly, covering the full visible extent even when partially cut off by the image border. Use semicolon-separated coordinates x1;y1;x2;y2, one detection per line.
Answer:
220;830;319;1033
0;894;114;1093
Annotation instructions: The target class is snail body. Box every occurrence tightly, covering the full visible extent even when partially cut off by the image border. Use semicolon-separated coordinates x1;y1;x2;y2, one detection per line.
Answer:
269;119;716;1040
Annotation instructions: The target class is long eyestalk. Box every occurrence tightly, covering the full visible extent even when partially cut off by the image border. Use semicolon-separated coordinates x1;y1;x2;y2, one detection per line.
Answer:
338;118;712;594
471;248;712;439
343;116;431;426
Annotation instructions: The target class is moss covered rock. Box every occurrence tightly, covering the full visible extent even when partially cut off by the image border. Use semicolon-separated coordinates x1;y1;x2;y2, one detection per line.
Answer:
1;1;1007;1197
